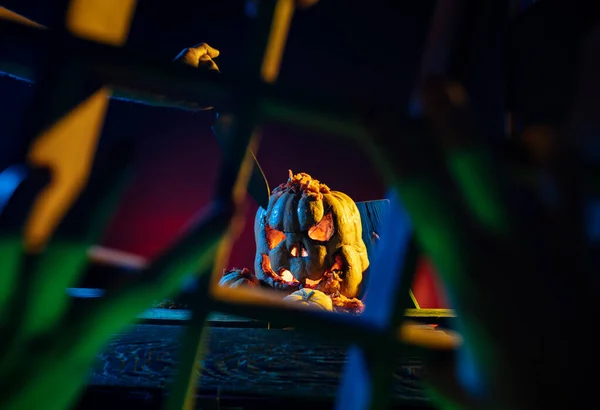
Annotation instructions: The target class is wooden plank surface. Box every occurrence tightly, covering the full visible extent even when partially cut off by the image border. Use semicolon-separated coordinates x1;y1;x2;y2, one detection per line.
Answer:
91;324;429;405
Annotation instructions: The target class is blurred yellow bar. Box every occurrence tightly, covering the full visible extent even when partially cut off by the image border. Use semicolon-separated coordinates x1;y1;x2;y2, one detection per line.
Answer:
66;0;137;46
260;0;295;83
24;0;137;251
0;6;45;28
397;321;462;350
211;285;461;350
25;89;110;251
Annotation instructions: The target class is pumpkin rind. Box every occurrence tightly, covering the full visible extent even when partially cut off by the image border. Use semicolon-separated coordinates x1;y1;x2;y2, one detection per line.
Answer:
219;267;258;288
283;289;333;311
254;172;369;298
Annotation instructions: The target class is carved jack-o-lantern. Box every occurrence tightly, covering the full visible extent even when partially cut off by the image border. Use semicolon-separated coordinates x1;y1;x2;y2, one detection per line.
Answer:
254;171;369;298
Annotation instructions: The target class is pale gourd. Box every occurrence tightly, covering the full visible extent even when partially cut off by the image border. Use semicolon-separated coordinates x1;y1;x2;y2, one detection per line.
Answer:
219;267;258;288
283;289;333;311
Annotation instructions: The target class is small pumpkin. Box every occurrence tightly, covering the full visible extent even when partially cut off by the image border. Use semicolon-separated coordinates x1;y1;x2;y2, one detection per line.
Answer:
219;267;258;288
254;171;369;298
283;289;333;311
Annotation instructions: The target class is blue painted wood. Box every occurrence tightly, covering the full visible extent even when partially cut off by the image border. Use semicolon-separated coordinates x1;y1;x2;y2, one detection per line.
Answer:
337;190;416;410
355;199;389;262
361;192;414;328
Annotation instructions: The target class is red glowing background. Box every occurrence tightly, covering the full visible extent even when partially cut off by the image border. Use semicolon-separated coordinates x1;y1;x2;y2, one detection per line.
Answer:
98;103;449;308
0;0;449;308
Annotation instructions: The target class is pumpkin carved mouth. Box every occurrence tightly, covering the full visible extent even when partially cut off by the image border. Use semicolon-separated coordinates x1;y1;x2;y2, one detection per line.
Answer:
277;269;323;287
278;268;324;287
258;253;365;314
278;269;299;284
250;171;370;314
260;254;305;289
259;253;338;290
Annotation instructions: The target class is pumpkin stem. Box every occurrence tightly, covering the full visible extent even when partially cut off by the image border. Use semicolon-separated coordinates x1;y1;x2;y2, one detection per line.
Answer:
273;171;331;199
305;290;315;301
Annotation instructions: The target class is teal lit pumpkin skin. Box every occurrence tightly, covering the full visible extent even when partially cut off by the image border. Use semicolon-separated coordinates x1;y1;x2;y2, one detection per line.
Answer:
254;171;369;298
283;289;334;311
219;267;258;288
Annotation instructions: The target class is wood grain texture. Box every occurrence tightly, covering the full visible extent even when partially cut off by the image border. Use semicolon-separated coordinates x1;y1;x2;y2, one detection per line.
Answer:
355;199;389;259
86;198;443;404
92;324;429;405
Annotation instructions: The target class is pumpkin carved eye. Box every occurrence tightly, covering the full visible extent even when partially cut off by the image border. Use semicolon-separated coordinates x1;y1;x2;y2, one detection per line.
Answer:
290;244;309;257
265;224;286;249
308;212;334;242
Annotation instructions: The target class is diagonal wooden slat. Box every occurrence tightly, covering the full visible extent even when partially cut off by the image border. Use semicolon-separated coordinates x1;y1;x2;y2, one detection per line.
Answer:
356;199;420;307
0;3;141;410
168;2;299;410
360;192;417;329
0;0;140;351
260;0;295;84
0;6;44;28
0;17;377;140
9;0;139;342
336;190;419;410
23;0;137;252
24;89;110;251
65;0;137;47
0;3;475;410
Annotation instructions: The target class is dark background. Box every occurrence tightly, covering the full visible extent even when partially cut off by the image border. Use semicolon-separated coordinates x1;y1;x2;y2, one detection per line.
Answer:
5;0;596;307
0;0;449;306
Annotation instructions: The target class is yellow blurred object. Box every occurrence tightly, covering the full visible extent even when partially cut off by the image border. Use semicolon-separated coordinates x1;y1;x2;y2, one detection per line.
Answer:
212;285;461;350
25;89;110;252
261;0;295;83
295;0;320;8
0;6;45;28
24;0;137;252
398;321;462;350
66;0;137;46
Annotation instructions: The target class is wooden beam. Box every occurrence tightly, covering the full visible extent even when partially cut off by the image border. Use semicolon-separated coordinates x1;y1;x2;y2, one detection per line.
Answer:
87;246;148;269
170;2;298;409
21;0;137;251
0;6;45;28
0;19;377;140
65;0;137;46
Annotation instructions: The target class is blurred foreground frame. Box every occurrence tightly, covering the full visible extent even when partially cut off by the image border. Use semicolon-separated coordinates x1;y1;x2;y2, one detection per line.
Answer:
0;2;462;410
